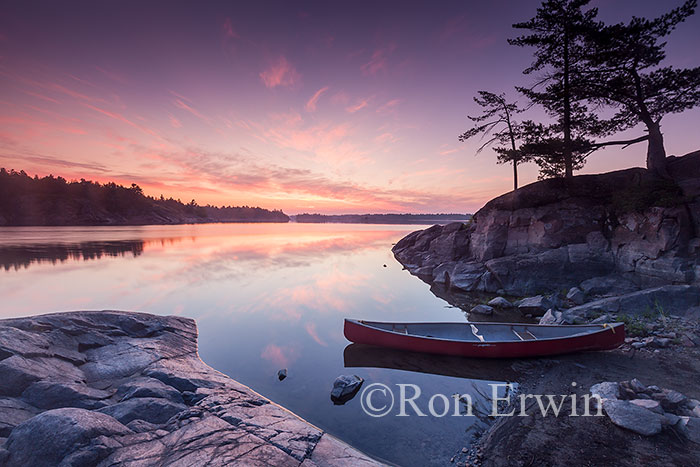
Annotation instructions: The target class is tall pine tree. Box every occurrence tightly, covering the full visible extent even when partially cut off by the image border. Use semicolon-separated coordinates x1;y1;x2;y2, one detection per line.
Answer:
582;0;700;178
509;0;604;178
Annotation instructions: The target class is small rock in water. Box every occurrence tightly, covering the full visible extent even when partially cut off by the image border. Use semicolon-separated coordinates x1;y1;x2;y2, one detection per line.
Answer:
330;375;364;405
470;304;494;316
487;297;512;309
277;369;287;381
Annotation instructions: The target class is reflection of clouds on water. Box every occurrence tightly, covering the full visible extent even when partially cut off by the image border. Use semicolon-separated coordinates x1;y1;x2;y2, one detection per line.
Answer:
305;322;328;347
260;343;301;368
162;230;398;285
246;267;371;321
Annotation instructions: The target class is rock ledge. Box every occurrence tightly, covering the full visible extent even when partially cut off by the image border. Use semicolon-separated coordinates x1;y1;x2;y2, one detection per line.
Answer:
0;310;382;466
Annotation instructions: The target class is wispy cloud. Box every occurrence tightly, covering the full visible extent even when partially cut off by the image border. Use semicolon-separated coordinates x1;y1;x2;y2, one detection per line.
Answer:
360;44;396;76
346;97;371;113
172;98;210;124
376;98;402;115
168;114;182;128
259;56;301;88
222;18;239;39
305;86;329;112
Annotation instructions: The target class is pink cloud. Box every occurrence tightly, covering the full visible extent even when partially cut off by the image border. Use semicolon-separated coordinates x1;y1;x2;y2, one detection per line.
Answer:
222;18;239;39
305;86;329;112
22;91;61;105
305;322;328;347
95;66;128;84
168;114;182;128
330;91;349;106
173;98;210;124
260;343;300;368
346;97;370;113
259;57;301;89
376;98;402;115
82;103;159;138
360;44;396;76
374;132;398;144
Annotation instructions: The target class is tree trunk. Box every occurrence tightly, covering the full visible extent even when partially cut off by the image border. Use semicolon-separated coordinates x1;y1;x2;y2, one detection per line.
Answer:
562;24;573;178
513;160;518;190
646;121;669;178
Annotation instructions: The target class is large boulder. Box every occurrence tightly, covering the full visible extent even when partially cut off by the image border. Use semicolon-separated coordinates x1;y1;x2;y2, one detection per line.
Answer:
392;152;700;299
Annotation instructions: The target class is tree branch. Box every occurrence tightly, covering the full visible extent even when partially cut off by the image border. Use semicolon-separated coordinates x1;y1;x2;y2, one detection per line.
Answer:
590;134;649;149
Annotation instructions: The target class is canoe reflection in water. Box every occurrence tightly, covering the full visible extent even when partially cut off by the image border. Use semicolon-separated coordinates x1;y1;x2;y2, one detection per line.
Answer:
343;343;524;382
343;343;522;421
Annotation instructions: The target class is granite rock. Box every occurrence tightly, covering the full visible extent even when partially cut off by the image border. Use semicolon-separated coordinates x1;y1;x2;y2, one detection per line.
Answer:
0;311;383;466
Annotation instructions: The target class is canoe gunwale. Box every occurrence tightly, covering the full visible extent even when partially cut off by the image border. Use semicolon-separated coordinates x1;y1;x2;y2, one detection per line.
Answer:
348;319;624;345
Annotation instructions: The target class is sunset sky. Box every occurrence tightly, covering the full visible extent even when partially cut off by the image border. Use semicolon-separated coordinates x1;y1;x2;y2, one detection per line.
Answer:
1;0;699;214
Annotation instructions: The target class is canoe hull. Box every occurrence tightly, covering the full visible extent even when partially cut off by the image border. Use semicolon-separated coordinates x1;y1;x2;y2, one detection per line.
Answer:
344;320;625;358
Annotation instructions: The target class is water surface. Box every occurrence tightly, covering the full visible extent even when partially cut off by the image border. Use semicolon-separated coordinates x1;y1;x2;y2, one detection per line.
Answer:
0;223;514;466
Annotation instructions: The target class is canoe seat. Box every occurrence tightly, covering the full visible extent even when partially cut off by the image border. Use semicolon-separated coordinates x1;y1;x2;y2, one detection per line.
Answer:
392;325;408;334
512;328;537;341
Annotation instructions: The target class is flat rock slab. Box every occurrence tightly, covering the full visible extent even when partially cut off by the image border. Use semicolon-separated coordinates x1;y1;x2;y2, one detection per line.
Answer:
0;311;384;466
603;399;662;436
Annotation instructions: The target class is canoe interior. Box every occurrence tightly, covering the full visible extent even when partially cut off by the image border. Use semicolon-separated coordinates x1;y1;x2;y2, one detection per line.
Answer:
354;320;622;343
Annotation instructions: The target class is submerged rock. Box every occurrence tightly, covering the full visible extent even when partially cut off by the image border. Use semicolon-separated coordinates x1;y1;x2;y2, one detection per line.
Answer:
330;375;364;405
277;368;287;381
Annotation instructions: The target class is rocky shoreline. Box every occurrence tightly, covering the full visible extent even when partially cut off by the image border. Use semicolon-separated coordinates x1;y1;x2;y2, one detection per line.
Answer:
0;311;382;466
393;152;700;321
391;152;700;466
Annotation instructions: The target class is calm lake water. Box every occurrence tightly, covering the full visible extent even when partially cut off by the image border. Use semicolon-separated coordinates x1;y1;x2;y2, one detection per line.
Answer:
0;223;516;466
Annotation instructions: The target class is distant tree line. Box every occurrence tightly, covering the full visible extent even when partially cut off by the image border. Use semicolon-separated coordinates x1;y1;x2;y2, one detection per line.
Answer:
460;0;700;189
295;213;472;225
0;169;289;225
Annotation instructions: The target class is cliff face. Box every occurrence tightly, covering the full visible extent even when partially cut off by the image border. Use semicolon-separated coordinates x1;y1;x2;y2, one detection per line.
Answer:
393;152;700;301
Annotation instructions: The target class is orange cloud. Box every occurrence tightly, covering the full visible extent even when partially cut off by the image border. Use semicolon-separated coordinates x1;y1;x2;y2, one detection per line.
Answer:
305;86;329;112
259;56;301;88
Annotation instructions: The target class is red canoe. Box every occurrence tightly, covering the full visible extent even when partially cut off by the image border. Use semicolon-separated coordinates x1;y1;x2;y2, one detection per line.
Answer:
343;319;625;358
